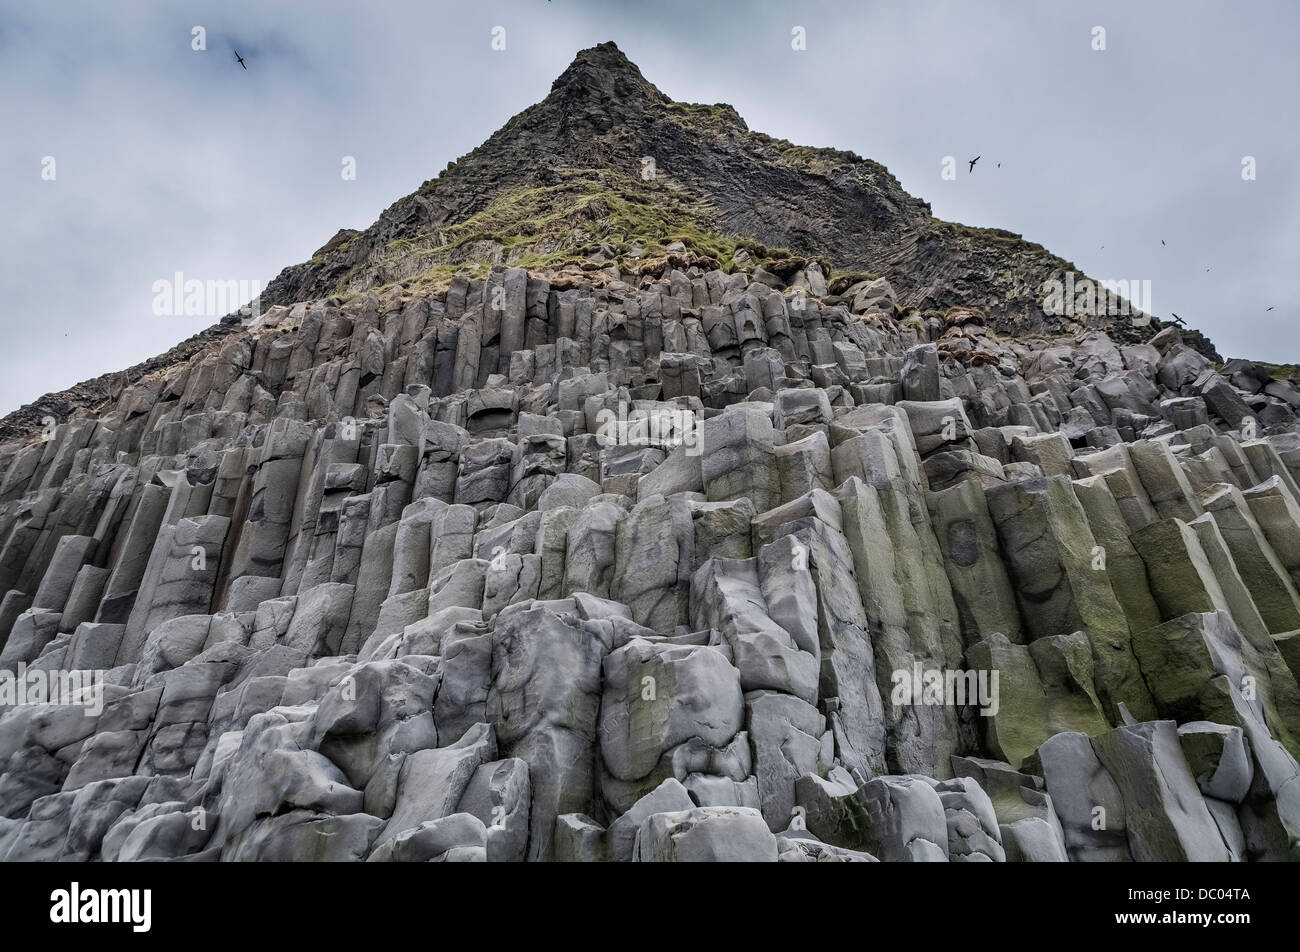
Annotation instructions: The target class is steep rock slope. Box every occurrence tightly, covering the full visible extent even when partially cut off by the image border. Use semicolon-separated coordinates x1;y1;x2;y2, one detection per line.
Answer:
263;43;1145;342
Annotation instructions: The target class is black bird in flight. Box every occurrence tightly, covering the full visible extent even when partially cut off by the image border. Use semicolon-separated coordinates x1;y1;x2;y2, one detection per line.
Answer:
968;156;980;173
1267;306;1275;311
1170;312;1187;326
234;49;247;70
1161;239;1166;246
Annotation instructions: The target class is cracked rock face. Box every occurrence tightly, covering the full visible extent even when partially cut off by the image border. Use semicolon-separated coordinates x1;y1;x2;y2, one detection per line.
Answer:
2;47;1300;864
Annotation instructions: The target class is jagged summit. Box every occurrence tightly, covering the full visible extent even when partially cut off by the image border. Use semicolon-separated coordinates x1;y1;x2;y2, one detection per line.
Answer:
258;42;1151;345
546;41;668;109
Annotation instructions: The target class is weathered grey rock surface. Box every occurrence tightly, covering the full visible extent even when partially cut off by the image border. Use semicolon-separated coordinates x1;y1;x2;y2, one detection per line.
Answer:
1;46;1298;863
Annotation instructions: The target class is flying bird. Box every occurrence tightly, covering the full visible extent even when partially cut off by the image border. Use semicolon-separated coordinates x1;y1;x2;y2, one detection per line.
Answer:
968;156;980;173
1170;312;1187;326
234;49;247;70
1267;306;1275;311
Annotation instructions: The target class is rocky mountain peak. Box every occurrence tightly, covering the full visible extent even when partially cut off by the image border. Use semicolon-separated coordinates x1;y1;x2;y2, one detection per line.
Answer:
545;41;668;111
247;43;1177;355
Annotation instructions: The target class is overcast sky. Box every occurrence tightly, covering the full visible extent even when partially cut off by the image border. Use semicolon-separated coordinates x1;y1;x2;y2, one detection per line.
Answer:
2;0;1297;415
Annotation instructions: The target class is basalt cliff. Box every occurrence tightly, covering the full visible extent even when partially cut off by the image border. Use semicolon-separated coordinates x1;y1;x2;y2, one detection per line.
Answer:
1;44;1298;863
